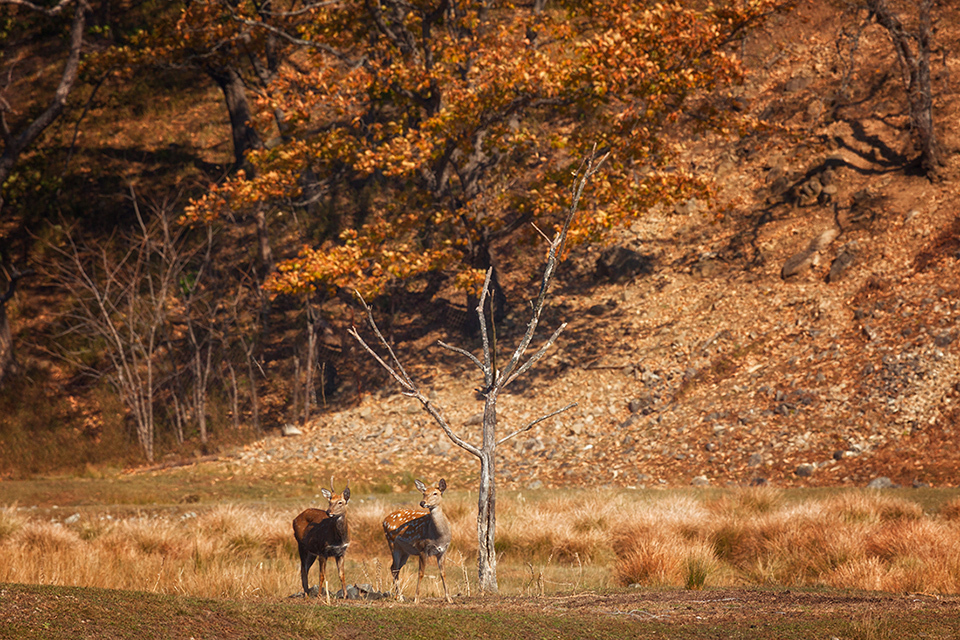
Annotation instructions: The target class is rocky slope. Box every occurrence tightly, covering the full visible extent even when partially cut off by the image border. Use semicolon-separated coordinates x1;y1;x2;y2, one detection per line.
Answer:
189;2;960;489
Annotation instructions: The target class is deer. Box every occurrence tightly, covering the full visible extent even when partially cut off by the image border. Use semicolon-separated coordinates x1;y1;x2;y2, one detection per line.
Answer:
382;478;453;603
293;477;350;599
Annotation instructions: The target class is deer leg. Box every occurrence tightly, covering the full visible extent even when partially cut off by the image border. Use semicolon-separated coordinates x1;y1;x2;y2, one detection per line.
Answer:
437;553;452;603
391;550;408;601
414;554;426;604
299;549;317;596
317;556;328;598
335;554;346;598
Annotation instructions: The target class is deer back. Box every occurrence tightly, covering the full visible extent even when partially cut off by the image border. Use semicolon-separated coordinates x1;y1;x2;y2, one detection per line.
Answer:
383;479;450;556
294;485;350;556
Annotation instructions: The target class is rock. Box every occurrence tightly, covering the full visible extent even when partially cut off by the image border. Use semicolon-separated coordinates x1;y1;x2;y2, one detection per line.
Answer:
640;369;661;387
796;176;823;206
827;242;858;283
691;475;711;487
866;476;897;489
628;394;655;414
432;437;452;456
748;453;764;467
282;423;303;437
64;513;81;525
596;246;654;282
794;463;816;478
782;228;839;279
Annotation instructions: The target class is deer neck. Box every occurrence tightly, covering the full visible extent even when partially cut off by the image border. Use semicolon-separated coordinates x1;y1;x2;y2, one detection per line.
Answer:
329;512;348;542
427;504;451;545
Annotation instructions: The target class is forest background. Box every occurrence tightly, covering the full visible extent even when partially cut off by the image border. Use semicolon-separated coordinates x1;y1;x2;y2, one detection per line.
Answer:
0;0;957;494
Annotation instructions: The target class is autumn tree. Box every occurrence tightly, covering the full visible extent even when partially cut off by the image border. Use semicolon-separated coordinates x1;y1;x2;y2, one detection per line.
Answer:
97;1;327;277
351;149;606;594
184;0;787;304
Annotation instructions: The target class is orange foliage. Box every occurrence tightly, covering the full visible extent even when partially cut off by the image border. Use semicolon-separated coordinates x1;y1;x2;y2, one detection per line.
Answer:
180;0;788;297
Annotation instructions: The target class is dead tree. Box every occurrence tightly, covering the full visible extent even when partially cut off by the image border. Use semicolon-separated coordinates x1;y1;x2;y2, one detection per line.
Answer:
865;0;941;178
43;191;194;462
350;149;608;594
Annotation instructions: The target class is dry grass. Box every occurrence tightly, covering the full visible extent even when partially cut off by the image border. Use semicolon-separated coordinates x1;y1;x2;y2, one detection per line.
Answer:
4;489;960;599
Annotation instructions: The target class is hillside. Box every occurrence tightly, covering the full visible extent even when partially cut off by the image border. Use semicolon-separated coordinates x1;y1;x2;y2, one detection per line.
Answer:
1;1;958;487
220;1;960;490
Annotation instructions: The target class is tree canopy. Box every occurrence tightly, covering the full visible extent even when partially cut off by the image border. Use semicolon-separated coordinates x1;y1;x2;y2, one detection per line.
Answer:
182;0;785;299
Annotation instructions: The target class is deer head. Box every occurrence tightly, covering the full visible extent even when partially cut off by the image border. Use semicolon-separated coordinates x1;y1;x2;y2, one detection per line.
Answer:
321;476;350;516
416;478;446;510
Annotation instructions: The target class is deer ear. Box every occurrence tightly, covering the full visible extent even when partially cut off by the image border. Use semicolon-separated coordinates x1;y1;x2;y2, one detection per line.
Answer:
321;488;332;500
415;479;427;492
438;478;447;493
343;487;351;502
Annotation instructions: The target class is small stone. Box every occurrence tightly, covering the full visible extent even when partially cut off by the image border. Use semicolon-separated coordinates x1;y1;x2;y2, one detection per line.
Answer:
795;463;816;478
866;476;897;489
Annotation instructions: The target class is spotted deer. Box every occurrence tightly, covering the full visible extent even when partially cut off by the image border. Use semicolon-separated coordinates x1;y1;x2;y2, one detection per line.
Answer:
293;478;350;598
382;478;453;603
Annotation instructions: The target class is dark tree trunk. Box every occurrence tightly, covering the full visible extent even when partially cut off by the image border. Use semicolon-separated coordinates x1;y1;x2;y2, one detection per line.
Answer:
867;0;941;178
0;3;86;214
0;300;14;383
0;268;33;384
205;64;263;171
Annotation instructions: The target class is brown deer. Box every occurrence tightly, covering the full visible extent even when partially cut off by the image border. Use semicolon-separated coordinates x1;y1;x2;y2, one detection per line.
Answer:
382;478;453;603
293;478;350;598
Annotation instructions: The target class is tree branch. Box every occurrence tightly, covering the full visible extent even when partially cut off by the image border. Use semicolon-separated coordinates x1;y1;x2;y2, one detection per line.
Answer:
496;147;609;388
349;293;482;458
497;402;577;446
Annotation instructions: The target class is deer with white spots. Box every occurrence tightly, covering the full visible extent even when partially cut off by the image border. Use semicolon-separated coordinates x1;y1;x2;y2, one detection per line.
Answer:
382;478;453;603
293;478;350;598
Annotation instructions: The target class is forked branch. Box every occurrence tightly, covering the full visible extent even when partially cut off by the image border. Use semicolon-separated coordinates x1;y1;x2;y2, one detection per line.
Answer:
347;297;481;458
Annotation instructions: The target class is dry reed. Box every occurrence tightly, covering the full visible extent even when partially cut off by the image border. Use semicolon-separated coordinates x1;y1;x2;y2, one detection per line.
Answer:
3;489;960;599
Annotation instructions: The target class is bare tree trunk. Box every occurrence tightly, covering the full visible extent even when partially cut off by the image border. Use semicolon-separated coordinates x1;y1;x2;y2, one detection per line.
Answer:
225;360;240;430
254;208;275;275
351;149;608;595
867;0;940;177
245;348;261;432
205;64;264;171
477;397;498;593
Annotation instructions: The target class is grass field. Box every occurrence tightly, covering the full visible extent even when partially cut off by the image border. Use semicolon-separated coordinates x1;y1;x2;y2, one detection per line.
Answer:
3;582;960;640
3;469;960;600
